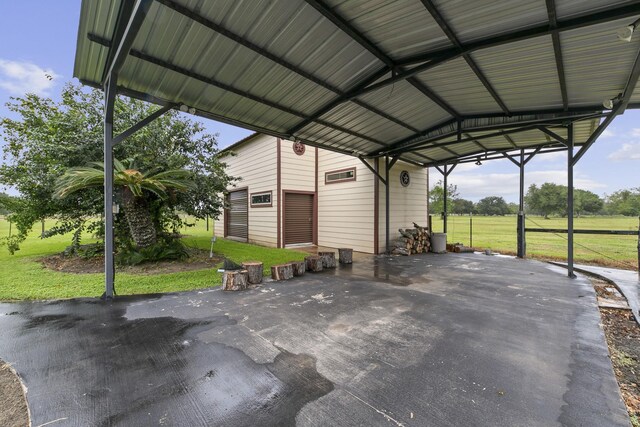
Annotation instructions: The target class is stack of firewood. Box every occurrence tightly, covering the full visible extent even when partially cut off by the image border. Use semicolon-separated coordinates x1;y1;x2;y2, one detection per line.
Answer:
391;222;431;255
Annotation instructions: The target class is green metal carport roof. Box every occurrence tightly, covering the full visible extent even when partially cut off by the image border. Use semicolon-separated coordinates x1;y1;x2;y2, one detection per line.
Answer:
73;0;640;297
75;0;640;167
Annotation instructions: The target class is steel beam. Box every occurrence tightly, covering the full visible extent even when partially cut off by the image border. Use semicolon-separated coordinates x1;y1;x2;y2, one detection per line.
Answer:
385;156;390;254
101;0;136;84
421;0;508;114
104;0;153;84
390;125;540;155
502;152;521;167
112;104;175;146
302;0;461;127
524;146;543;165
286;67;389;135
103;77;117;299
156;0;419;134
503;134;518;148
408;78;461;118
537;126;567;145
434;164;456;234
545;0;569;110
571;107;620;166
573;43;640;165
567;123;575;278
397;3;640;67
334;4;640;108
89;34;389;148
517;149;526;258
377;110;605;156
359;156;386;185
428;145;559;168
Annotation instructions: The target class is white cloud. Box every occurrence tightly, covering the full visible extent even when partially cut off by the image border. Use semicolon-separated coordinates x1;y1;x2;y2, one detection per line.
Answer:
532;151;565;162
608;142;640;160
447;170;606;201
631;128;640;137
0;59;59;96
601;129;616;138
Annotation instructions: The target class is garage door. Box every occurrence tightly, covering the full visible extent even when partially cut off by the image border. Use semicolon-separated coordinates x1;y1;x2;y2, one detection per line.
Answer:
227;190;248;241
284;193;314;245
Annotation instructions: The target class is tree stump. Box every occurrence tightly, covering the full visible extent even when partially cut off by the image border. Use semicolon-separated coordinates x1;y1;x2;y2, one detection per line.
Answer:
222;270;248;291
271;263;293;281
305;256;323;272
289;261;306;276
318;251;336;268
338;248;353;264
242;262;263;284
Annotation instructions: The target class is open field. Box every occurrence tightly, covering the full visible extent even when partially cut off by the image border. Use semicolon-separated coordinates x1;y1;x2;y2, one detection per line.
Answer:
0;217;305;300
431;215;639;269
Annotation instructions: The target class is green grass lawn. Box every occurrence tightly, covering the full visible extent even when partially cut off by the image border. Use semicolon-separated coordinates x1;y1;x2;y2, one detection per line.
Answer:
431;215;639;269
0;217;306;301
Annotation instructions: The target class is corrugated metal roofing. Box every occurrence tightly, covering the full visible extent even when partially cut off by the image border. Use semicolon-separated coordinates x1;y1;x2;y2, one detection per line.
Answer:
74;0;640;167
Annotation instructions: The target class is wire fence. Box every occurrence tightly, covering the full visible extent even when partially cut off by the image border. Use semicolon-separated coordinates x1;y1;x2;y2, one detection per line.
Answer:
430;214;640;271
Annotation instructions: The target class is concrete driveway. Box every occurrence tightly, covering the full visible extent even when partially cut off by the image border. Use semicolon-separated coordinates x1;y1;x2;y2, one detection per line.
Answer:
0;253;630;426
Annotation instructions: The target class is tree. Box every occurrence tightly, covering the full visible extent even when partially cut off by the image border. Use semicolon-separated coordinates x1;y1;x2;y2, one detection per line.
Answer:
0;192;19;216
0;83;233;253
605;188;640;216
55;159;194;248
475;196;510;216
507;202;519;215
526;183;604;217
525;183;565;218
429;180;459;216
574;189;604;216
451;198;474;215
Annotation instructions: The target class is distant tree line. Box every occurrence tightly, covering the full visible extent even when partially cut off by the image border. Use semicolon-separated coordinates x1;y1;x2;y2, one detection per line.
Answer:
0;192;19;216
429;180;640;217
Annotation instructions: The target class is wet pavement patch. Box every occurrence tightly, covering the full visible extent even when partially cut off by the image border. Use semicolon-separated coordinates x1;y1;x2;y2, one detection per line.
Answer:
0;254;632;426
0;299;333;426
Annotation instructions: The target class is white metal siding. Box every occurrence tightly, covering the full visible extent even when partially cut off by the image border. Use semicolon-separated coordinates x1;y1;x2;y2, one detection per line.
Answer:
317;151;375;253
281;141;316;192
378;162;429;254
214;134;278;247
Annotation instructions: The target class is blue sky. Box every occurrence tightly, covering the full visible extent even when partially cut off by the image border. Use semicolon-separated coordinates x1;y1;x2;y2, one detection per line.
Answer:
0;1;638;201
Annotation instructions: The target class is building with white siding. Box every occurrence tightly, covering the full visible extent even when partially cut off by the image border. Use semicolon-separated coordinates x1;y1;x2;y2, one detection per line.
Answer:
215;133;428;254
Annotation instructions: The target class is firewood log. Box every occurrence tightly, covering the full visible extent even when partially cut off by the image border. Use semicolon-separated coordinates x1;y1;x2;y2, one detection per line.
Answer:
242;262;263;284
289;261;306;276
338;248;353;264
305;256;323;272
318;252;336;268
222;270;248;291
271;263;293;280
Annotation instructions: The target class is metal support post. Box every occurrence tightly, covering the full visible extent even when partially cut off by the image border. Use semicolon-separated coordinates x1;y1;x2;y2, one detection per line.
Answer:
443;165;448;234
104;76;117;298
517;149;526;258
385;156;390;254
567;123;575;278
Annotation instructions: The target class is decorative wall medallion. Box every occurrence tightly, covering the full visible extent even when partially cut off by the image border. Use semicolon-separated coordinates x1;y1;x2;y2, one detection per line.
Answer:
293;141;306;155
400;170;410;187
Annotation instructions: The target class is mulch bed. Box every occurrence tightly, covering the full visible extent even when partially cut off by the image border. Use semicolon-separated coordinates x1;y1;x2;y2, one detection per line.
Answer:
40;247;223;275
0;361;29;427
593;279;640;426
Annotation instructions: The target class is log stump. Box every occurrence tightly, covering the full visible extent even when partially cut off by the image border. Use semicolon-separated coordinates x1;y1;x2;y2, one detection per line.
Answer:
318;251;336;268
338;248;353;264
271;263;293;281
222;270;248;291
305;256;323;272
289;261;306;276
242;262;263;284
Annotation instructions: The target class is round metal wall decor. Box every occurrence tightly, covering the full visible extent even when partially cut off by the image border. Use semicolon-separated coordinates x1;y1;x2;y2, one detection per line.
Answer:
293;141;306;155
400;170;410;187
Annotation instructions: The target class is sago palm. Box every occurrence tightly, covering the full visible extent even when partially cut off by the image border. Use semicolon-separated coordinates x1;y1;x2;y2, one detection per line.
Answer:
55;159;194;248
